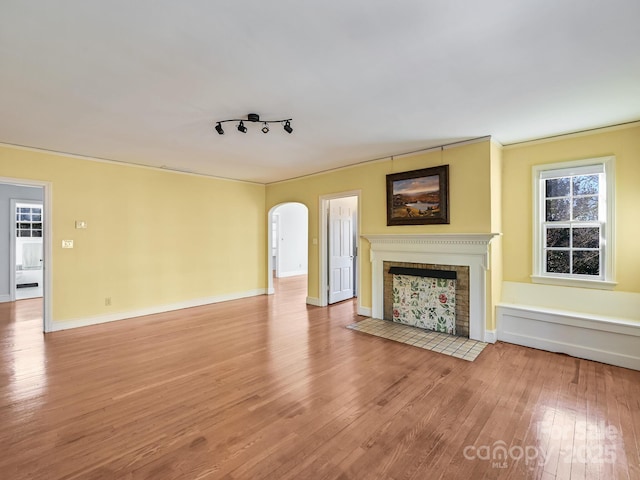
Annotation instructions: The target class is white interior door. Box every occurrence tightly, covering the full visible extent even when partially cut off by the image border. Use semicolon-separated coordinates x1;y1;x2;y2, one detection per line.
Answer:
328;198;354;303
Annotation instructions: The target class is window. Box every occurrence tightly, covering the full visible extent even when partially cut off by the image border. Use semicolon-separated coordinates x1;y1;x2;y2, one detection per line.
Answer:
532;156;616;289
16;205;43;238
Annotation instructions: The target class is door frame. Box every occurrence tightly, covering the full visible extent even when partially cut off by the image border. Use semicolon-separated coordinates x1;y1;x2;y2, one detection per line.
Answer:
1;176;53;333
318;190;361;307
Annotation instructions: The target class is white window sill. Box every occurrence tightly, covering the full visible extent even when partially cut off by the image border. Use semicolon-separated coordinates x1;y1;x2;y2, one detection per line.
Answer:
531;275;617;290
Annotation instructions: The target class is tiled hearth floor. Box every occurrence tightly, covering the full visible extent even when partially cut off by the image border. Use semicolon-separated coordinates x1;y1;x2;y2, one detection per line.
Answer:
346;318;487;361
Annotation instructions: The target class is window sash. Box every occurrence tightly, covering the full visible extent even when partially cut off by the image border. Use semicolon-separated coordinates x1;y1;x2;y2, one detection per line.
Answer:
532;156;615;288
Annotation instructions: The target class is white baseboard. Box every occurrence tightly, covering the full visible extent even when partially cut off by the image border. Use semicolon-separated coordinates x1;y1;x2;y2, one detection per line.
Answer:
267;287;275;295
277;270;307;278
497;304;640;371
0;294;12;303
358;305;372;317
483;329;497;343
50;288;267;332
306;296;322;307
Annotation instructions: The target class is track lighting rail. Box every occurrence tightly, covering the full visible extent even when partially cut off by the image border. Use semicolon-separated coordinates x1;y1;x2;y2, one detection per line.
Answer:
215;113;293;135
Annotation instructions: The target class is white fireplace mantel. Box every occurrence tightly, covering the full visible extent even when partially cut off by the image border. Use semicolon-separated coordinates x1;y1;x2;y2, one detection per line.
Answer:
362;233;500;342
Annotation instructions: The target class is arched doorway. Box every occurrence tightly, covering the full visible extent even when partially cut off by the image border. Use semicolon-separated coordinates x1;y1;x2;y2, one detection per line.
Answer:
267;202;308;295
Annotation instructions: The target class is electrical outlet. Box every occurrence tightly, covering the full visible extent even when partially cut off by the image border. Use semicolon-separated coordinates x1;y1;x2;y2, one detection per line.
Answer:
75;221;87;229
105;297;111;306
62;240;74;249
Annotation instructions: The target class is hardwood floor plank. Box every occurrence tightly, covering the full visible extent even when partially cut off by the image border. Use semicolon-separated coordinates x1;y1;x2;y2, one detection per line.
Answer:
1;276;639;479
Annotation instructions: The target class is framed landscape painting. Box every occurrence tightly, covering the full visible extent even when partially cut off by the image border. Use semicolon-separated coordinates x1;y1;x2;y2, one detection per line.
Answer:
386;165;450;225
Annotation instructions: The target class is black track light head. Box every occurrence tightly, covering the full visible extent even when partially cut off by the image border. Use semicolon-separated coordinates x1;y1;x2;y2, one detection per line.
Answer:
215;122;224;135
237;121;247;133
283;120;293;134
261;123;269;134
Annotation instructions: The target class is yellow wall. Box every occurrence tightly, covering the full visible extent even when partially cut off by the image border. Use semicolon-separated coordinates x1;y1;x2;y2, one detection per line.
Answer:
0;145;266;323
502;123;640;294
266;140;496;319
5;122;634;329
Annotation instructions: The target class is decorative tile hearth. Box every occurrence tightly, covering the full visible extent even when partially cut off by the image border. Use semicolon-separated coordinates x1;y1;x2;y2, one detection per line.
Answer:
346;318;488;361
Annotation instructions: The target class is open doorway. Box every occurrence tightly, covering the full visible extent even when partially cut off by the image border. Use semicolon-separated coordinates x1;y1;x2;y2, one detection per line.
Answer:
319;190;360;307
267;202;309;295
0;178;52;332
13;200;43;300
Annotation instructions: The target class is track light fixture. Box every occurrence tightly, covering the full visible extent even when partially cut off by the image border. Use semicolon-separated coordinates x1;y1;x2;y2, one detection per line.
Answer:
214;113;293;135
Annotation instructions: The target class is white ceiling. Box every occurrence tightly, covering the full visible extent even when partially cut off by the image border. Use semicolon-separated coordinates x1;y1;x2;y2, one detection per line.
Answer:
1;1;639;184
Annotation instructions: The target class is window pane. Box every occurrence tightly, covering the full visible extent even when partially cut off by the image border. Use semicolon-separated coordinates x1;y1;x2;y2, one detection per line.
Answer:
19;223;30;229
32;223;42;229
546;178;570;198
20;213;31;221
572;196;598;221
33;230;42;237
573;175;599;196
546;227;570;247
32;208;41;214
573;251;600;276
573;227;599;249
546;198;570;221
19;207;30;213
547;250;570;273
32;214;42;221
18;229;31;237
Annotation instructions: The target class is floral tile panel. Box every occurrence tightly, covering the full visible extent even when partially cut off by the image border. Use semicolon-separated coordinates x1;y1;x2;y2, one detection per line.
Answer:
392;274;456;334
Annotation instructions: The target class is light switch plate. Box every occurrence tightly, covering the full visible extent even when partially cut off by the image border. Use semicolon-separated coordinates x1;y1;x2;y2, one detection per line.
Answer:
62;240;74;248
75;221;87;229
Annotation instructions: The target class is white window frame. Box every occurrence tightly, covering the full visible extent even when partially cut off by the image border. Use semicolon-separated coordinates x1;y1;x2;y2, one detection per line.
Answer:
532;156;616;290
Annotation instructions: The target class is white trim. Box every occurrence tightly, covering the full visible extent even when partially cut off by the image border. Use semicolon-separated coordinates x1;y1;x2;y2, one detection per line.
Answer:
0;176;52;333
0;294;11;303
484;330;497;343
0;141;262;186
362;233;500;342
306;296;322;307
530;275;617;290
267;137;492;186
502;120;640;149
497;304;640;371
319;190;361;308
9;199;17;302
394;136;491;159
50;288;267;332
358;305;372;317
532;156;615;288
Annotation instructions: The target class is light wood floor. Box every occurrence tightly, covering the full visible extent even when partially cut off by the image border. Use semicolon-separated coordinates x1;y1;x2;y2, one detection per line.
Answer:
1;276;639;480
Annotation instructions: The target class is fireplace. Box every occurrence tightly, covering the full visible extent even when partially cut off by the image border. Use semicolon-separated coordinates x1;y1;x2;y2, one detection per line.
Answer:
363;233;499;342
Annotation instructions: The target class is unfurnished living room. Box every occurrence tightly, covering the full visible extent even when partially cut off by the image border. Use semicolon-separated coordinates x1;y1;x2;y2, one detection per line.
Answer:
1;2;639;479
